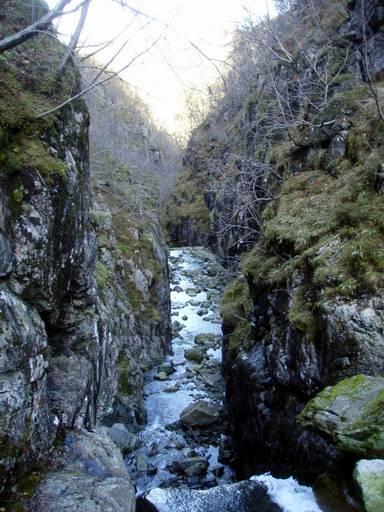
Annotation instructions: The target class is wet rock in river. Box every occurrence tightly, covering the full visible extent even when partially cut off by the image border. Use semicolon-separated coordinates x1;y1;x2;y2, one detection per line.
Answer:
194;333;220;346
148;442;159;457
180;400;220;428
108;423;141;454
172;320;183;332
147;464;158;476
184;348;207;364
182;315;188;321
172;456;209;476
157;361;176;375
145;479;283;512
165;434;186;450
136;454;148;473
173;286;183;292
186;288;200;296
163;382;181;393
154;371;168;381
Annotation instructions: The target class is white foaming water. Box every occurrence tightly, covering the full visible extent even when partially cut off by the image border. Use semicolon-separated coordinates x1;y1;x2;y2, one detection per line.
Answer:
251;474;322;512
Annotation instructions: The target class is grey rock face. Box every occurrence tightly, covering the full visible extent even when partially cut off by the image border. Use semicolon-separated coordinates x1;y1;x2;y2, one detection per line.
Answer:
29;428;135;512
321;298;384;383
0;233;13;276
224;282;384;479
94;199;172;427
0;95;94;492
0;31;171;502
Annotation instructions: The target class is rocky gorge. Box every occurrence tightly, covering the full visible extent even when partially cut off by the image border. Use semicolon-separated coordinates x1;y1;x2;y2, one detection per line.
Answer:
1;0;384;511
165;0;384;510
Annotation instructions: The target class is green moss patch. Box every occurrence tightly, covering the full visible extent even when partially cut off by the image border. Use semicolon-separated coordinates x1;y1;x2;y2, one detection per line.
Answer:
299;375;384;457
164;166;210;241
220;277;254;351
0;4;80;183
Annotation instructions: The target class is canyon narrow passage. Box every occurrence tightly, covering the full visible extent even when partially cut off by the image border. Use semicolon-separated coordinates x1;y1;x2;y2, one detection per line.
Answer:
126;247;233;493
127;248;322;512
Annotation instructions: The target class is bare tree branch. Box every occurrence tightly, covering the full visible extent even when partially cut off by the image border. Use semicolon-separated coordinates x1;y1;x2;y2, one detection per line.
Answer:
0;0;74;53
56;0;91;77
36;34;162;118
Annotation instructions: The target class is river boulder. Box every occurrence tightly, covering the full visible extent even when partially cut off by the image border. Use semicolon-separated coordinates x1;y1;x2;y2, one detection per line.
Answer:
180;400;220;427
172;456;209;476
299;374;384;457
185;347;206;363
157;361;177;375
145;480;282;512
354;459;384;512
107;424;141;454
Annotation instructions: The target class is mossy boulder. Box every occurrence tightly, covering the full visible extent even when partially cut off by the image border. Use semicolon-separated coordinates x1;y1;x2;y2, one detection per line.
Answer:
354;459;384;512
184;347;206;363
299;375;384;457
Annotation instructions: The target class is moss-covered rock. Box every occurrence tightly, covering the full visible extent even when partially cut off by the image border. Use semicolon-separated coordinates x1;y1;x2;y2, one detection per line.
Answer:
354;459;384;512
299;375;384;457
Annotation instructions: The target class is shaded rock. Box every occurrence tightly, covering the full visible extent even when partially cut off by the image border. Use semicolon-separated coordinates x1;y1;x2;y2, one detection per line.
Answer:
0;234;13;276
147;442;159;457
173;286;183;293
172;320;183;331
354;459;384;512
136;454;148;473
180;400;220;428
107;423;141;454
313;474;363;512
157;362;176;375
172;456;209;476
299;375;384;457
165;433;186;450
147;463;158;476
29;429;135;512
136;497;159;512
182;315;188;321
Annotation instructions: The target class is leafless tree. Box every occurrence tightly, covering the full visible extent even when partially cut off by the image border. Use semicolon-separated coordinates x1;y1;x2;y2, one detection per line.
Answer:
0;0;82;53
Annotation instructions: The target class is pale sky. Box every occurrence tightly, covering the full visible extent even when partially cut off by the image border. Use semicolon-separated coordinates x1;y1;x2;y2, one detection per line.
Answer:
47;0;275;133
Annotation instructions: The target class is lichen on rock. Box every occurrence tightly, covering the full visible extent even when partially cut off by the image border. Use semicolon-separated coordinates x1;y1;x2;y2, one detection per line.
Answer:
299;375;384;457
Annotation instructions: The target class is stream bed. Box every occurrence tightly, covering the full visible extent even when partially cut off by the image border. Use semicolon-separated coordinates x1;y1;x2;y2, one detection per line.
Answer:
126;247;323;512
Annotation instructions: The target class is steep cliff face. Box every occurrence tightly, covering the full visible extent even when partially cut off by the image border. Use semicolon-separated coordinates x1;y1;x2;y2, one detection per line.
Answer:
0;1;171;505
93;177;172;426
0;14;95;493
168;0;384;482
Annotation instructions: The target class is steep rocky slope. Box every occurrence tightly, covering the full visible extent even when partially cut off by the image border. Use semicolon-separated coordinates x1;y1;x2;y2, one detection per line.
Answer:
0;1;171;508
167;0;384;488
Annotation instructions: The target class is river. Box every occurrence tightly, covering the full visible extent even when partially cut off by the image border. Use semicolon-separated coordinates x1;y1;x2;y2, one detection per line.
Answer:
127;247;322;512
